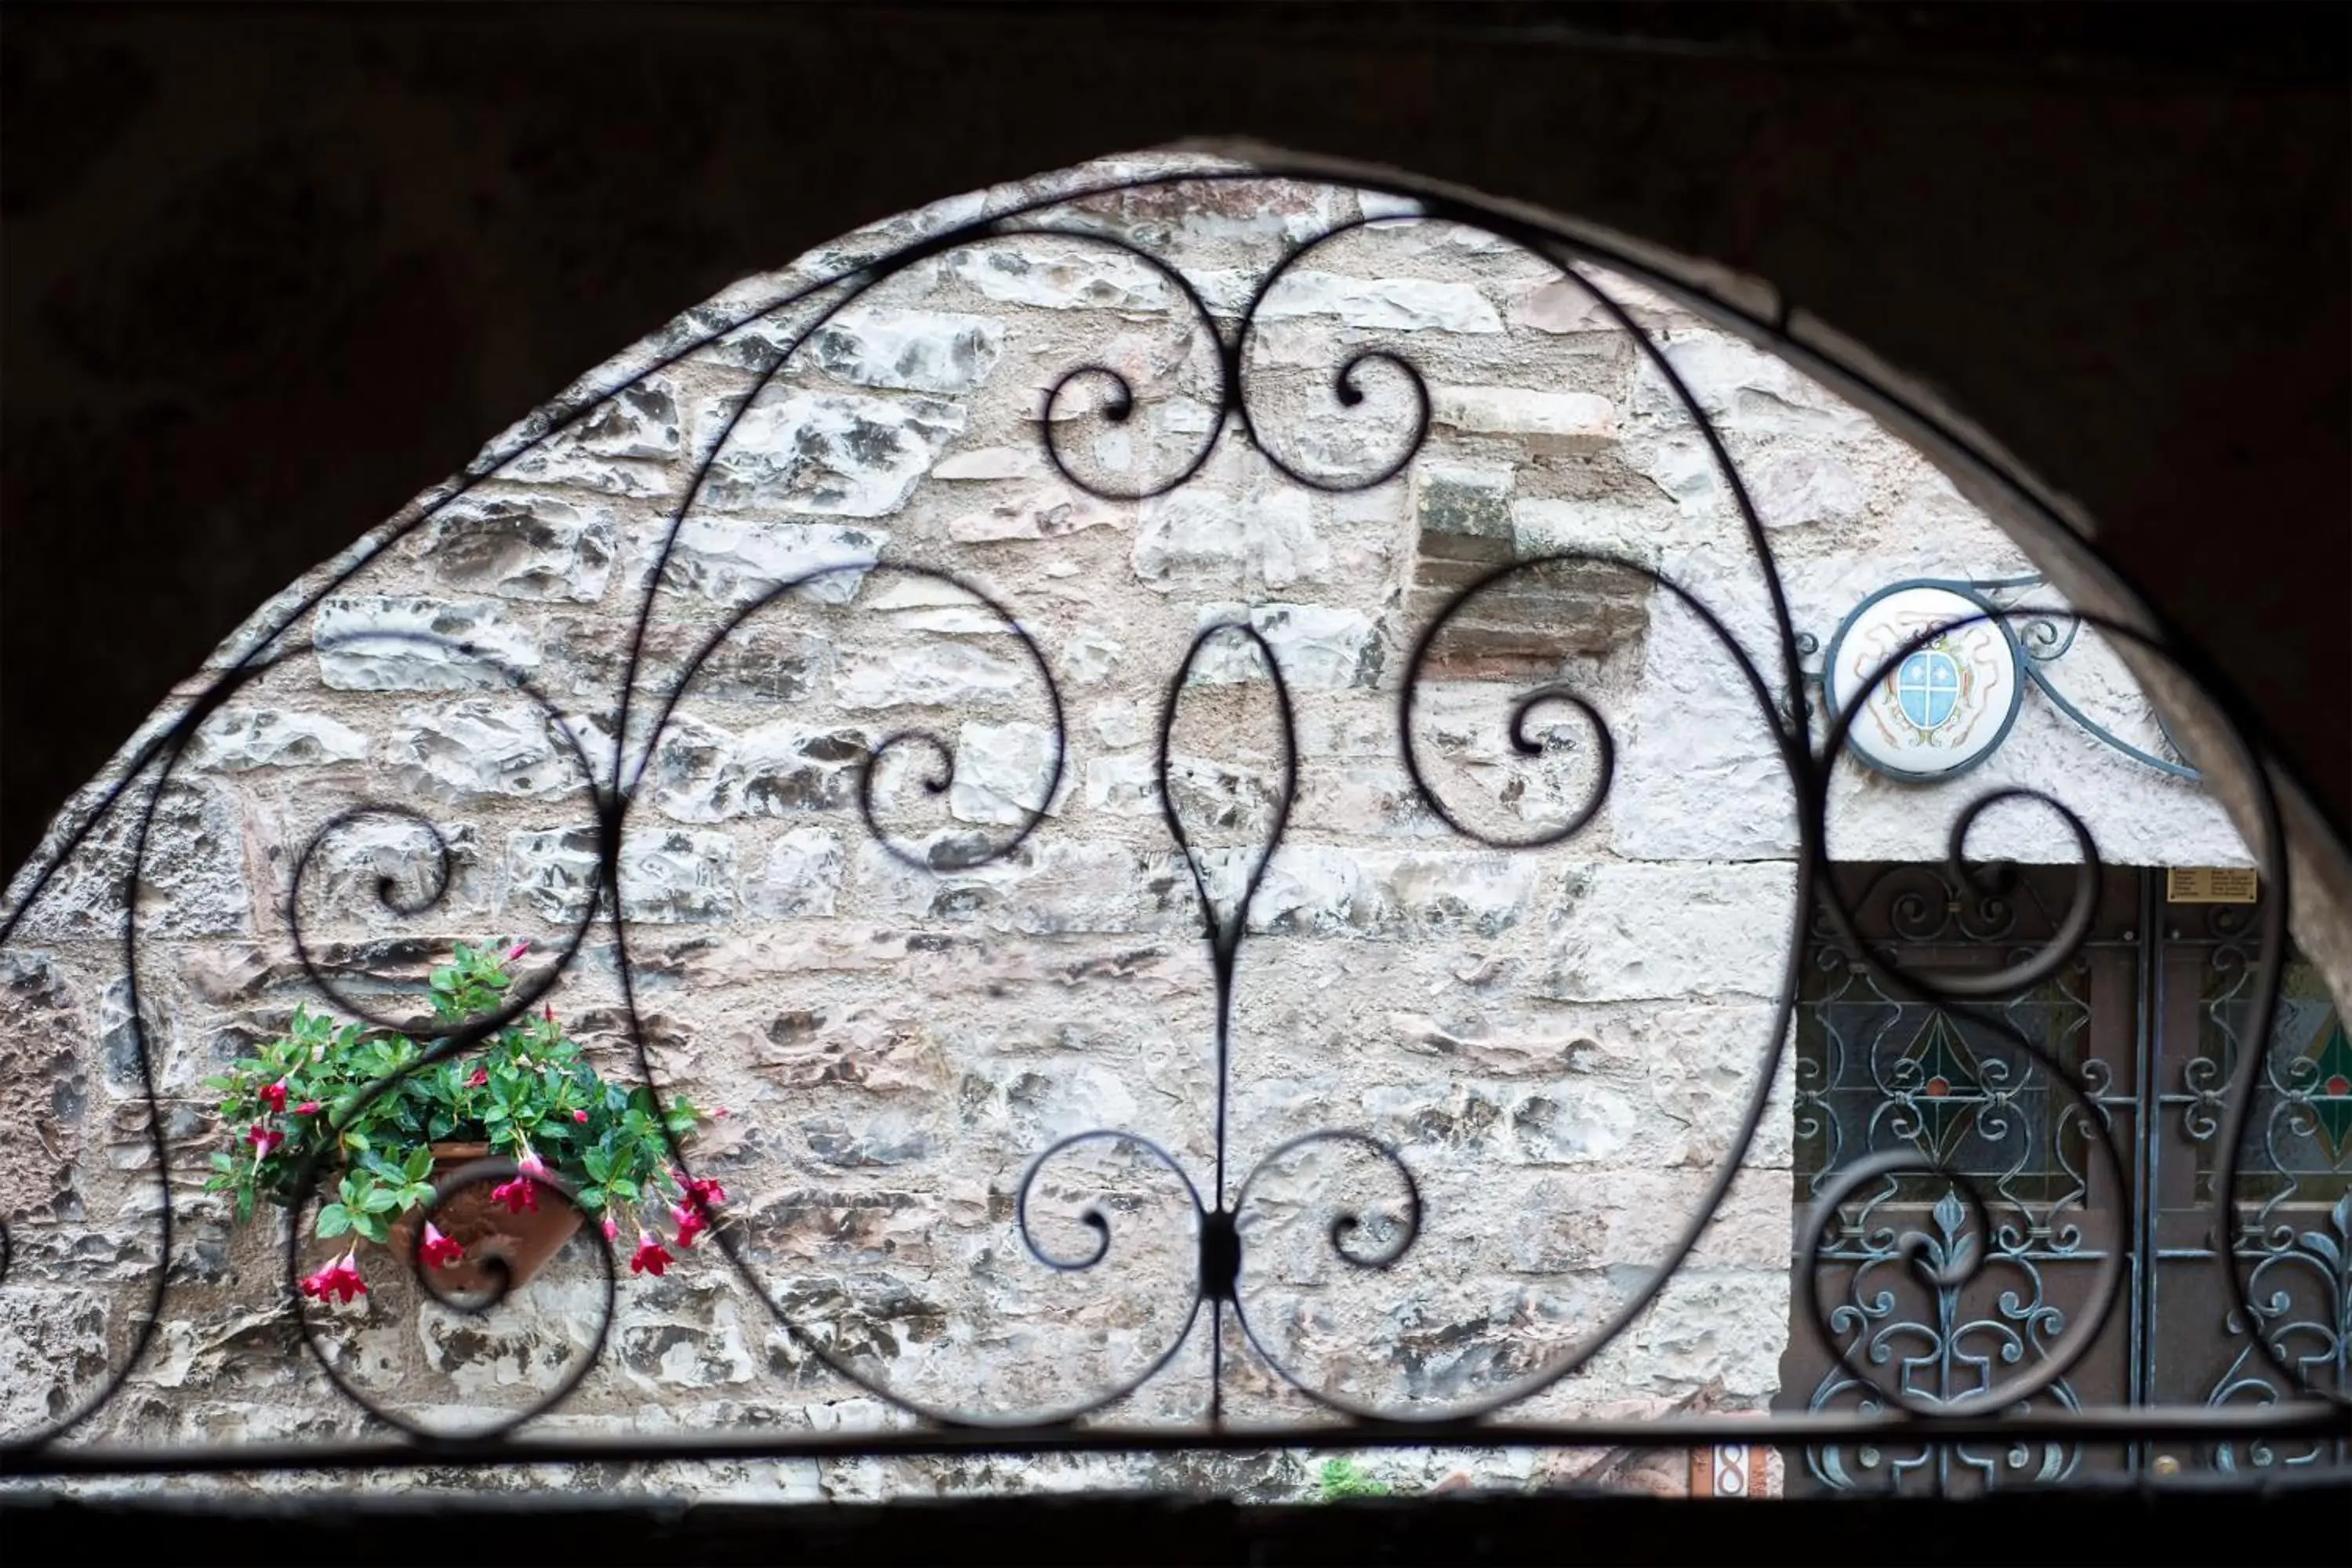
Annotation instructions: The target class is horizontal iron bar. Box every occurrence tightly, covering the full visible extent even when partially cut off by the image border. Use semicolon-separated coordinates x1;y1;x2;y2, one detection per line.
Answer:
7;1404;2345;1479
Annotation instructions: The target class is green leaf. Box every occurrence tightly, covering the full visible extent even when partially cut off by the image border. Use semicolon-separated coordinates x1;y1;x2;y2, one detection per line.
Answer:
317;1203;352;1239
209;1151;235;1174
236;1189;256;1224
611;1178;640;1201
583;1146;612;1182
404;1146;433;1182
353;1212;390;1245
577;1186;605;1212
361;1188;399;1214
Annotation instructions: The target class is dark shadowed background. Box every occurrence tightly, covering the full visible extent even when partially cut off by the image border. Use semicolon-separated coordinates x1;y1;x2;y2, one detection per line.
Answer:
4;2;2347;878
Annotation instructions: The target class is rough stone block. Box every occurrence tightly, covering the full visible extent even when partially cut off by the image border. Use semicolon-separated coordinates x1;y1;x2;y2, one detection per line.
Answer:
811;308;1004;395
545;615;829;705
946;485;1116;543
13;779;252;939
299;815;492;923
1414;466;1514;543
1544;861;1799;1002
1254;270;1503;334
316;597;539;691
700;391;963;517
185;710;370;772
1132;489;1327;591
1190;604;1382;691
1164;753;1282;839
650;714;869;822
947;721;1062;826
835;642;1035;710
1432;386;1617;450
1632;332;1869;441
1751;451;1864;529
1084;753;1160;818
502;827;603;924
418;494;618;603
620;828;739;924
652;517;887;608
946;244;1170;312
740;827;848;920
387;698;583;804
1359;851;1537;939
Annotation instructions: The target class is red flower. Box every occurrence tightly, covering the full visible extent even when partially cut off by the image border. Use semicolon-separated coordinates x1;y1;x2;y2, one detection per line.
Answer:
545;1003;555;1024
713;1106;731;1120
674;1170;728;1209
490;1176;540;1214
670;1201;708;1250
293;1101;322;1116
258;1079;289;1113
246;1123;283;1157
630;1233;674;1277
506;940;531;961
418;1221;466;1271
572;1109;589;1123
300;1249;368;1305
466;1065;488;1089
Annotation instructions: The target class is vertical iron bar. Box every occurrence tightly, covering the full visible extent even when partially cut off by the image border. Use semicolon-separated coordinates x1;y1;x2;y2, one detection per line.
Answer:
2129;866;2161;1470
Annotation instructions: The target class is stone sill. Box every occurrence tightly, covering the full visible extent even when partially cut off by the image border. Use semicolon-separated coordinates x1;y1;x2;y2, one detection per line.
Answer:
8;1479;2350;1567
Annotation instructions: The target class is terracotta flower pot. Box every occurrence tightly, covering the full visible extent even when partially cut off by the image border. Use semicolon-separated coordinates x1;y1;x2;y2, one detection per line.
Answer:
381;1142;583;1295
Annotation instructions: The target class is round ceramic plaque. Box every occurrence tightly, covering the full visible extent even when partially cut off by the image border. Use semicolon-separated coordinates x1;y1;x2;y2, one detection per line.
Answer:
1822;583;2024;782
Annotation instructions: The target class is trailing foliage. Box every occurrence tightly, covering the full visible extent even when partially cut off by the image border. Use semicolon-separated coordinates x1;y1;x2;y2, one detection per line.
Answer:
202;942;704;1251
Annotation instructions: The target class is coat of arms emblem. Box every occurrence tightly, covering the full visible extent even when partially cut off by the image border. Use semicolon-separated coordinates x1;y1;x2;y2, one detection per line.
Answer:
1824;583;2024;781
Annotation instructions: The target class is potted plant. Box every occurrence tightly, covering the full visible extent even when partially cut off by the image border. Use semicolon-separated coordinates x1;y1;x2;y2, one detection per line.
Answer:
205;940;727;1302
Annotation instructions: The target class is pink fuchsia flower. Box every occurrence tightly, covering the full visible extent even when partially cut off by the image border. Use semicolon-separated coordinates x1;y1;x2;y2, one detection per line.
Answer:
293;1100;321;1116
300;1249;367;1305
466;1065;488;1089
490;1176;540;1215
516;1146;549;1181
572;1109;589;1123
713;1106;731;1119
630;1232;674;1277
246;1123;283;1157
670;1201;708;1250
491;1176;540;1214
675;1170;728;1209
506;940;531;961
258;1079;289;1113
601;1214;619;1243
418;1222;466;1271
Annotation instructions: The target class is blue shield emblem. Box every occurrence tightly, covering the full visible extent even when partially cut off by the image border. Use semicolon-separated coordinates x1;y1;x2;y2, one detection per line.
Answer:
1894;648;1962;732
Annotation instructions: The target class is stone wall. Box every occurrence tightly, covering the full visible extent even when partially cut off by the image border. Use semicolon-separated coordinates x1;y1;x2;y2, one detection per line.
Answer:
0;153;2248;1500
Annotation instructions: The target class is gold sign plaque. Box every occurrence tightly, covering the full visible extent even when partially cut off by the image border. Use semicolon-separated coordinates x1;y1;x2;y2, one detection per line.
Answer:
2167;867;2259;904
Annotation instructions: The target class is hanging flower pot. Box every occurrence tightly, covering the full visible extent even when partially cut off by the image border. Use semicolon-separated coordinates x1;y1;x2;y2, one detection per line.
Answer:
382;1143;583;1295
206;940;721;1308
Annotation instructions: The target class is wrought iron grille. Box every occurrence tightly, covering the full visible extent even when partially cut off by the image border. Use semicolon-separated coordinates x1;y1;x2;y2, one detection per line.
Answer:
1786;863;2351;1492
0;163;2345;1487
